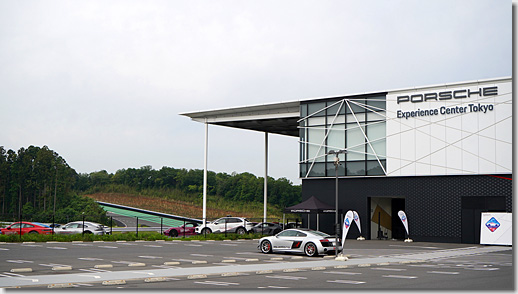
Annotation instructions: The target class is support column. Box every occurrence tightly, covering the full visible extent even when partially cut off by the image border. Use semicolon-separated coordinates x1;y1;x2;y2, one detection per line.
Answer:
264;132;268;223
203;122;208;226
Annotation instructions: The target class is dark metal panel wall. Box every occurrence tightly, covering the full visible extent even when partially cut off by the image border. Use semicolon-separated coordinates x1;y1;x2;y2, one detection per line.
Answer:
301;175;512;243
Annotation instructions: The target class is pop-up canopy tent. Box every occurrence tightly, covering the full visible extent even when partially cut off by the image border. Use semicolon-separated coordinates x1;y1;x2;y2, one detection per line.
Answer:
284;196;338;231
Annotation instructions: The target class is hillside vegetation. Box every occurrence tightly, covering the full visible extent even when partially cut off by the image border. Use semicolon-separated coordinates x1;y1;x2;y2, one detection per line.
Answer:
0;146;301;222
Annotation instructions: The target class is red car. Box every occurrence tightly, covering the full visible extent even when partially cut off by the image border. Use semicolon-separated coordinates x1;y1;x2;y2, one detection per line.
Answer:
164;222;199;237
2;222;54;235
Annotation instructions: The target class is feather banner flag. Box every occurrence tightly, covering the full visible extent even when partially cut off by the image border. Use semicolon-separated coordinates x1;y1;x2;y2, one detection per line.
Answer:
341;210;354;248
398;210;409;236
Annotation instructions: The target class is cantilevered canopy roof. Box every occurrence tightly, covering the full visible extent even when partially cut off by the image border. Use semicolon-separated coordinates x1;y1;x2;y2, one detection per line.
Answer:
180;101;300;137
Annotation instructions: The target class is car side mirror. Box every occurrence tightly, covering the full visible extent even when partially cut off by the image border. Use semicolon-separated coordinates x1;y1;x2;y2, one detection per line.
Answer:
214;222;218;225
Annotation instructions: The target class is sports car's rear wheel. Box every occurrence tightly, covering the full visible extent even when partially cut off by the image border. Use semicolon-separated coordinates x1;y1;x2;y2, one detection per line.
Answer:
304;242;318;257
201;228;212;235
260;240;272;254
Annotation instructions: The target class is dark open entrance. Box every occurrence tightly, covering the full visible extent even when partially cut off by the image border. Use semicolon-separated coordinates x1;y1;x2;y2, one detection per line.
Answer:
369;197;405;240
461;196;506;244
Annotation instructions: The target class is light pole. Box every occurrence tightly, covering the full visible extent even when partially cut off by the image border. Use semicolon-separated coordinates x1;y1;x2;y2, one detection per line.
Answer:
327;149;347;258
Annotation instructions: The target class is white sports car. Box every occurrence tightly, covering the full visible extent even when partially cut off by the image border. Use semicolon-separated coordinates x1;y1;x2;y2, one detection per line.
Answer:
258;228;341;257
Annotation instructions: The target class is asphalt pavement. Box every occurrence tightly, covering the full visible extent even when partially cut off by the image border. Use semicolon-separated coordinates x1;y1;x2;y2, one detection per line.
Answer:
0;239;512;290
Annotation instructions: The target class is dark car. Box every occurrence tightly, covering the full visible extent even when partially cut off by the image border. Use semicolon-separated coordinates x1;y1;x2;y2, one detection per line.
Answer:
164;222;199;237
250;222;283;235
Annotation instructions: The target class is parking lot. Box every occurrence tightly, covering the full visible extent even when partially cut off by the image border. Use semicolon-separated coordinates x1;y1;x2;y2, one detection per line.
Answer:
0;239;512;290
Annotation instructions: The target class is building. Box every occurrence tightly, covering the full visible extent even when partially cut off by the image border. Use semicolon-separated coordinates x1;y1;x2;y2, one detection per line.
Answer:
181;76;512;244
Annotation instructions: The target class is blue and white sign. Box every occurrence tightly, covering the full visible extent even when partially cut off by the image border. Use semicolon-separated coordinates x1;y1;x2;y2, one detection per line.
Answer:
480;212;512;246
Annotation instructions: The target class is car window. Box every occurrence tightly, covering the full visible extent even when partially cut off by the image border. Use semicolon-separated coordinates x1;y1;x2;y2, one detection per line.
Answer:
215;218;226;224
11;223;21;229
296;231;307;237
23;224;34;228
277;230;297;237
186;223;195;228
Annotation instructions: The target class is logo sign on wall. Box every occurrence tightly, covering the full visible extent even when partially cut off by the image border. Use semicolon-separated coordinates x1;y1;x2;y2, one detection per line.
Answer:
485;217;501;232
480;213;512;246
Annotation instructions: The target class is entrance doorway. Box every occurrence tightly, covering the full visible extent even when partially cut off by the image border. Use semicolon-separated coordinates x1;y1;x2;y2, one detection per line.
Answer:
369;197;406;240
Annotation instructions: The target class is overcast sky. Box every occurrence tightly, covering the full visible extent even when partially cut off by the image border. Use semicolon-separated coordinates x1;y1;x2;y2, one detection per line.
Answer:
0;1;512;184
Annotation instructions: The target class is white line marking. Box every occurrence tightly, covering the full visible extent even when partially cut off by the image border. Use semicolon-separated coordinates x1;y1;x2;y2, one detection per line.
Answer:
6;260;33;264
197;280;240;286
138;256;163;259
324;271;362;275
371;267;407;271
382;275;417;279
427;271;459;275
78;268;111;273
98;246;118;249
265;275;307;280
190;254;213;257
78;258;104;261
77;274;101;279
327;280;366;284
2;272;26;277
47;247;67;250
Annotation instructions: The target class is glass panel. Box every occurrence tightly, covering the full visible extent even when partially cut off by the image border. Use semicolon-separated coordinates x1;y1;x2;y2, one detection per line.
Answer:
300;104;307;117
307;116;326;126
346;99;366;113
346;123;365;161
366;96;386;110
308;163;326;177
300;163;307;178
327;124;345;151
366;111;385;121
347;161;365;176
308;102;326;117
328;115;345;124
326;162;346;177
366;122;386;160
367;160;386;175
307;127;326;162
346;113;365;123
327;101;343;116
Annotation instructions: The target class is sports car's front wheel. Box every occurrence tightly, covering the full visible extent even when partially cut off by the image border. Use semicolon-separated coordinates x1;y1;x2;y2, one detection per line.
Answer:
304;242;318;257
260;240;272;254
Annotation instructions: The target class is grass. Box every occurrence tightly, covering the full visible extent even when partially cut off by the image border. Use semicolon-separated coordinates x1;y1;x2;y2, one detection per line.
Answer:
0;231;264;243
84;189;287;220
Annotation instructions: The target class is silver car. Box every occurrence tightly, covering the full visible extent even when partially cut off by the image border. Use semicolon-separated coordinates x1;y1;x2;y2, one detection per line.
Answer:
55;221;106;235
258;228;341;257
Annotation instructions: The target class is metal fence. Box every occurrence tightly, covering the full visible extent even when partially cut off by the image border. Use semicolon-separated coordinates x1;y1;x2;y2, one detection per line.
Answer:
0;213;304;238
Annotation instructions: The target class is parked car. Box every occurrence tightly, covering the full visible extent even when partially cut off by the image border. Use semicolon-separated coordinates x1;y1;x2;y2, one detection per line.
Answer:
195;217;254;235
1;222;54;235
258;228;341;257
164;222;199;237
54;221;106;235
250;222;283;235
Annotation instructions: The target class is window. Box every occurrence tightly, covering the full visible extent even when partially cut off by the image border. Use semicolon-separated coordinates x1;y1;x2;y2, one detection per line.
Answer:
300;95;386;178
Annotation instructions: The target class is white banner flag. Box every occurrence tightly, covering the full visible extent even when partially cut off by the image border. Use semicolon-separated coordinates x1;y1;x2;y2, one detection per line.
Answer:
398;210;409;235
353;211;361;234
341;210;354;248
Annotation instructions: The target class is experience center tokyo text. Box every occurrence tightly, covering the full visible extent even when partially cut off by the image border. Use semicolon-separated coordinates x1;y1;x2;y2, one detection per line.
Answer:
397;103;494;119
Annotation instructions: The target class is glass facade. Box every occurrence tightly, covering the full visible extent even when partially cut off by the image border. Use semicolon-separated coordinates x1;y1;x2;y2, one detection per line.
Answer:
299;95;387;178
